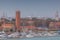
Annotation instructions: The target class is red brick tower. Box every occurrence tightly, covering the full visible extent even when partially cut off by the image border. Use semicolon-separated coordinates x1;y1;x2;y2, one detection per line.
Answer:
15;10;20;31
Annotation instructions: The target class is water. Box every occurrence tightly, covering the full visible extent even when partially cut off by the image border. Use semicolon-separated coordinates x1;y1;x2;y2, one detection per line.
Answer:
1;36;60;40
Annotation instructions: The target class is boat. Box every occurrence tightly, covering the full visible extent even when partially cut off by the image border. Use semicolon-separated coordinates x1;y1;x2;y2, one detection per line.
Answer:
8;32;20;38
47;32;58;36
26;34;34;38
0;31;7;38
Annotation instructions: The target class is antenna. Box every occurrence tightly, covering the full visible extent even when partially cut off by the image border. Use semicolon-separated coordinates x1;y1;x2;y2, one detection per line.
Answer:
55;11;59;21
31;12;33;18
2;12;5;18
55;11;59;18
5;12;7;18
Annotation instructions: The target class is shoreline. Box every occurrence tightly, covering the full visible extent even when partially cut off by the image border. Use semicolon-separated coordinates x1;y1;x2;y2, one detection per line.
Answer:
4;35;60;39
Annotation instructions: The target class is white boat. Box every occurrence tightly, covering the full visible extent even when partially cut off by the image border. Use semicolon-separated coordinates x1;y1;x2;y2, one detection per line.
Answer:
26;34;34;38
37;31;58;37
47;32;57;36
8;32;20;38
26;30;35;38
0;31;7;38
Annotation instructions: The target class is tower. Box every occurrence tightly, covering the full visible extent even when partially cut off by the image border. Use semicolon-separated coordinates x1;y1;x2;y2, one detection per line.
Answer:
55;11;59;21
15;10;20;31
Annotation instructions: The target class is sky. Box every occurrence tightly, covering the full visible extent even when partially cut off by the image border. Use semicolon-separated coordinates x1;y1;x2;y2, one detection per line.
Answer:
0;0;60;18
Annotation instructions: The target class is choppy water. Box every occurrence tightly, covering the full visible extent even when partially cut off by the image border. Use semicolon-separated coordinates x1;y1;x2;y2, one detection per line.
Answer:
1;36;60;40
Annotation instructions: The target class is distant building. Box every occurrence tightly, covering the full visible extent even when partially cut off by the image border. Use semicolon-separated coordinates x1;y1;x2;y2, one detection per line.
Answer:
49;22;60;30
2;23;14;28
2;23;15;32
20;18;35;30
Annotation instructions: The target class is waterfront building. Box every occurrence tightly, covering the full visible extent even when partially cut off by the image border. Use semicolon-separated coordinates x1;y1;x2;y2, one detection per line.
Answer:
49;22;60;30
0;26;3;31
2;23;15;31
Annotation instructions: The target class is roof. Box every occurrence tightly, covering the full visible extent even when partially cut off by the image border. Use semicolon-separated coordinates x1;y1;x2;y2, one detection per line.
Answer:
20;26;35;29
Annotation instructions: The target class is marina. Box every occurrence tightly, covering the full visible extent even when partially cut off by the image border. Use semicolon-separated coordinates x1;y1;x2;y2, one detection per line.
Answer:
0;0;60;40
0;30;60;38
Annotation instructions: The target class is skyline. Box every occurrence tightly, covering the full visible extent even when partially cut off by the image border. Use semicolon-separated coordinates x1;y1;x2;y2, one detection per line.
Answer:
0;0;60;18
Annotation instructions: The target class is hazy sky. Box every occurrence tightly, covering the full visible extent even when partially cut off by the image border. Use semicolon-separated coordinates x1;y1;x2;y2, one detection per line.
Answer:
0;0;60;18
